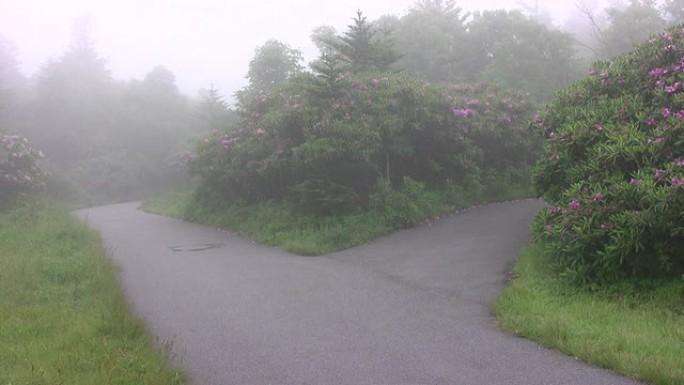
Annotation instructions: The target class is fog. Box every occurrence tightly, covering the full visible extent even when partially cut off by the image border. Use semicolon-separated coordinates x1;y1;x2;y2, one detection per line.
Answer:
0;0;677;205
2;0;585;97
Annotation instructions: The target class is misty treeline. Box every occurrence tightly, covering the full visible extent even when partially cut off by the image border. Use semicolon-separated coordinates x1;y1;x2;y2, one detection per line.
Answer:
0;21;235;204
0;0;680;206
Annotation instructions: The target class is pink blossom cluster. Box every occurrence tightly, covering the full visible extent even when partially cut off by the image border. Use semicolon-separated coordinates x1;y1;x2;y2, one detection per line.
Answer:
661;107;684;119
649;67;668;77
220;133;240;149
1;133;46;191
450;106;478;118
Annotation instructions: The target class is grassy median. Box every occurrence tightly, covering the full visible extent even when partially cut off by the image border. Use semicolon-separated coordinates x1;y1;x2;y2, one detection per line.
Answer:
0;201;185;385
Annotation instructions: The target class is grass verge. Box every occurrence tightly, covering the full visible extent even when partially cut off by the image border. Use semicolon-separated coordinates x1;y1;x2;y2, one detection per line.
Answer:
0;200;185;385
494;242;684;385
142;182;533;255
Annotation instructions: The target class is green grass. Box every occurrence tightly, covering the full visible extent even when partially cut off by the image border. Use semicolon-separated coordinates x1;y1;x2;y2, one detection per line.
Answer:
142;182;533;255
143;192;395;255
494;243;684;385
0;201;185;385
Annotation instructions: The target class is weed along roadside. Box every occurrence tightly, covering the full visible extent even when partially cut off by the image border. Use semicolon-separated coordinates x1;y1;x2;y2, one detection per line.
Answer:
0;201;185;385
494;244;684;385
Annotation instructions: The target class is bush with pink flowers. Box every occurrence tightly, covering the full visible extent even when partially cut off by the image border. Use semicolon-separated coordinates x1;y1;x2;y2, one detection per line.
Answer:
188;72;538;218
0;132;46;208
533;25;684;283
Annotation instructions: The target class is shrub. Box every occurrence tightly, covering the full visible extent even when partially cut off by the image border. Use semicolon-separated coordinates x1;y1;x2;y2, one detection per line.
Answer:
532;25;684;284
188;72;538;211
0;132;46;208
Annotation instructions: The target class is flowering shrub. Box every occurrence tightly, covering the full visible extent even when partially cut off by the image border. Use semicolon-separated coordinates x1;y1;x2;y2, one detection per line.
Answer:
533;24;684;283
0;132;46;207
189;72;537;215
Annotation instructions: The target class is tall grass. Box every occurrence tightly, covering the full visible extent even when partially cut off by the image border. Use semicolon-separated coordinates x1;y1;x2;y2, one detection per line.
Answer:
142;179;533;255
494;243;684;385
0;201;185;385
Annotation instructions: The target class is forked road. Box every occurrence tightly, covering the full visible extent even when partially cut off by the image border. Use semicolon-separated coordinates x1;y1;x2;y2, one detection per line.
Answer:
77;200;643;385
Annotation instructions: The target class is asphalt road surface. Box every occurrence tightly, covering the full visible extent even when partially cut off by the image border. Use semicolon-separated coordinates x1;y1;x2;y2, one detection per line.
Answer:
76;200;644;385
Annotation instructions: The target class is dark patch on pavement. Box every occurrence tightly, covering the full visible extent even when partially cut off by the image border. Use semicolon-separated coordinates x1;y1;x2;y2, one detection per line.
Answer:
169;243;224;252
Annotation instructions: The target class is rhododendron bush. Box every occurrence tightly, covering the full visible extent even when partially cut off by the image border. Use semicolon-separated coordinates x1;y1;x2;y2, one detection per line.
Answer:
533;25;684;283
188;72;538;215
0;132;46;207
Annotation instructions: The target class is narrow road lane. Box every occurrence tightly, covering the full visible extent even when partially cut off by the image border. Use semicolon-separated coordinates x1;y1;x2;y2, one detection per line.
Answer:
77;200;643;385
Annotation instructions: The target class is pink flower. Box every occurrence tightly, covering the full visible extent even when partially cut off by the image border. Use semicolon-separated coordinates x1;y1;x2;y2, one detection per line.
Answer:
663;107;672;118
649;68;668;77
545;225;553;232
451;107;476;117
220;134;240;149
656;170;665;180
672;177;684;186
593;192;604;201
549;153;560;161
666;82;682;93
371;78;379;86
568;200;581;210
629;178;642;186
676;159;684;167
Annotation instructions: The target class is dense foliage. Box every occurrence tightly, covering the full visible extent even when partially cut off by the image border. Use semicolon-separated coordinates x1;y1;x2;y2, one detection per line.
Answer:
0;132;46;208
189;72;538;219
533;24;684;283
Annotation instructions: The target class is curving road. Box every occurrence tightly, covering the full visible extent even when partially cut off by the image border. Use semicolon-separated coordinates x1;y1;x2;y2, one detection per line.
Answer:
76;200;643;385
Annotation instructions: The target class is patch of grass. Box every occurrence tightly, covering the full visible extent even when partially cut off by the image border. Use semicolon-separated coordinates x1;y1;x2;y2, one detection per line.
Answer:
494;243;684;385
142;182;533;255
141;190;192;219
144;195;392;255
0;201;185;385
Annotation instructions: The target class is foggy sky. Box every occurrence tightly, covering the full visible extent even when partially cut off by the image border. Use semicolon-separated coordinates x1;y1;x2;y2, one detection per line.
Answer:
1;0;584;101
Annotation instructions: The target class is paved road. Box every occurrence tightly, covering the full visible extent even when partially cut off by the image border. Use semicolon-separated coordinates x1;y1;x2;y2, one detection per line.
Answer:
76;200;643;385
